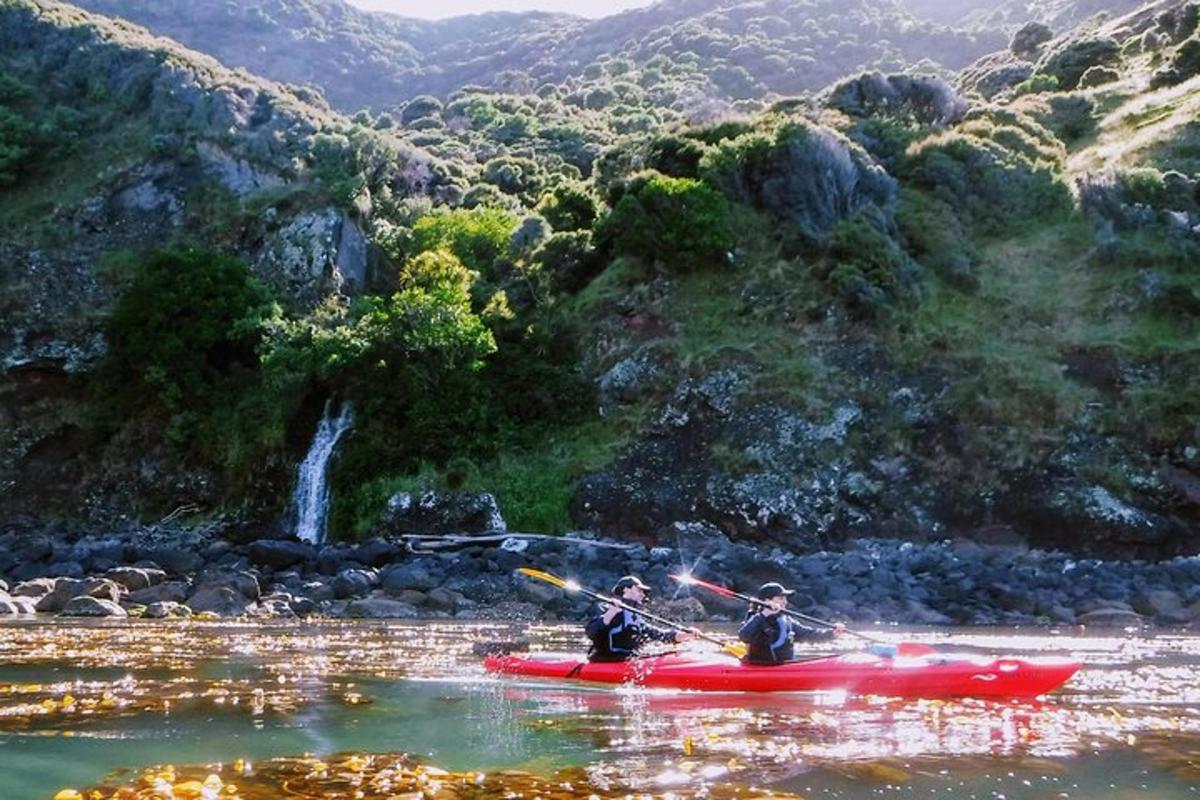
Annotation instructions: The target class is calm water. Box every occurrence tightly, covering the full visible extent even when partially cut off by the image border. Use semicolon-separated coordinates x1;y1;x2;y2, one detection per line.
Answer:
0;620;1197;798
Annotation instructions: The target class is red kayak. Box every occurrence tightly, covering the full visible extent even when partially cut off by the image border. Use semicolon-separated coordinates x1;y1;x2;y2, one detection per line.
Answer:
484;651;1081;699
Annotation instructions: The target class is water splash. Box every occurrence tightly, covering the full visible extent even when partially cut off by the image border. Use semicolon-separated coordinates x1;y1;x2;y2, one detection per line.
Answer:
292;400;353;545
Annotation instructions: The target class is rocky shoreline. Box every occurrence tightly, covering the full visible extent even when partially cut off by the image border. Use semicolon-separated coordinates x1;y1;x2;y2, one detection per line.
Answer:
1;518;1198;630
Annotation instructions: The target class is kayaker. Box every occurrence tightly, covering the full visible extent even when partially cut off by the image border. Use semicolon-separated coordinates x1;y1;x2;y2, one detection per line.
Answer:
738;582;844;666
586;575;695;662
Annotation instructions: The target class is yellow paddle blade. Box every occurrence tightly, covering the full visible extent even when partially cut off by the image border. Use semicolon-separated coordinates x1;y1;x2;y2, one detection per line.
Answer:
516;567;569;589
724;642;747;658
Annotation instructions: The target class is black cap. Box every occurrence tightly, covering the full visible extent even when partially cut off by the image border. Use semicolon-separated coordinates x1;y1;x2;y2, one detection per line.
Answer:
612;575;651;595
757;582;795;599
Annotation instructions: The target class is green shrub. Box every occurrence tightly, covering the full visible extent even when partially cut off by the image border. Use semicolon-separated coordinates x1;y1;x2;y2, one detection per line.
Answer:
0;74;85;186
1011;74;1060;97
407;208;518;275
645;133;711;178
532;230;600;291
822;212;921;313
900;131;1071;234
1036;37;1122;90
1120;168;1169;206
535;181;599;231
896;188;977;287
100;248;275;441
481;155;545;199
594;171;734;272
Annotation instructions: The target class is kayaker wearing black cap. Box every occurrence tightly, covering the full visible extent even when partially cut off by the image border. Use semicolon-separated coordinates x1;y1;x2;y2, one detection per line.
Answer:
738;582;844;666
586;575;696;662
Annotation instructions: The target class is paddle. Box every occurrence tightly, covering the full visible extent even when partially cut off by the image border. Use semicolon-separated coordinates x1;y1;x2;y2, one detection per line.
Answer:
670;573;936;657
516;567;748;658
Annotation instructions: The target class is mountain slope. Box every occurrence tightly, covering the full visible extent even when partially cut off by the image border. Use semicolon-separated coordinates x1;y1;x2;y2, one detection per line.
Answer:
71;0;1005;110
0;0;441;518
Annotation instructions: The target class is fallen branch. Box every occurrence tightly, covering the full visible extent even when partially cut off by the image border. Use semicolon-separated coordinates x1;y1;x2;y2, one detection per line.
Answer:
399;532;638;553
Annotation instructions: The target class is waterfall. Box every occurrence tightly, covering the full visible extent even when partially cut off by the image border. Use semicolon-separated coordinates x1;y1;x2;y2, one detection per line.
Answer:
291;399;354;545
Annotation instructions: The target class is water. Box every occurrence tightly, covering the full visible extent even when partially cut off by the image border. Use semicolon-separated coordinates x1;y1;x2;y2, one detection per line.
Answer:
0;620;1197;798
290;400;353;545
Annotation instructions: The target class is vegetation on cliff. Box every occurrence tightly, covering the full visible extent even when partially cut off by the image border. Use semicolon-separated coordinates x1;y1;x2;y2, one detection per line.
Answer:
1;0;1198;556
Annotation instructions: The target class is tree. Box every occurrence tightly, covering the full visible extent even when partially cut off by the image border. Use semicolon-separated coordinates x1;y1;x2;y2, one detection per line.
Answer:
407;208;517;275
102;248;274;437
594;172;734;272
535;181;599;231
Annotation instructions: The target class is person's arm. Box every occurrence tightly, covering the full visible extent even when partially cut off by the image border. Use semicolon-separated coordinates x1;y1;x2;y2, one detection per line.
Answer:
633;618;679;644
790;619;836;641
585;604;620;640
739;613;770;644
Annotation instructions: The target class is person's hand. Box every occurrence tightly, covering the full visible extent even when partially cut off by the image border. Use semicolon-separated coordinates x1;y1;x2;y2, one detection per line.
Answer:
831;623;846;636
761;601;782;616
601;604;621;624
675;628;700;643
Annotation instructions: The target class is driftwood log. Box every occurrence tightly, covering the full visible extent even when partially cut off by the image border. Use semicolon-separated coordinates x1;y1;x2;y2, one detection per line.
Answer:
400;532;639;553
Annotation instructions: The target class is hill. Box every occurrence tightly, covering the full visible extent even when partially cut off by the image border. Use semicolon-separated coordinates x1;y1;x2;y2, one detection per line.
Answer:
1;0;1197;561
71;0;1005;110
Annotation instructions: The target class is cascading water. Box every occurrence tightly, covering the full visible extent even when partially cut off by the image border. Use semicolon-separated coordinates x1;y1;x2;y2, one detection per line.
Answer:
291;400;354;545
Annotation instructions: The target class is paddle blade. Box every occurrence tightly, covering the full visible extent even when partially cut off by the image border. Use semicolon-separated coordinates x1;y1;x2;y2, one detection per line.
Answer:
896;642;937;656
671;573;737;598
723;642;748;658
516;567;569;590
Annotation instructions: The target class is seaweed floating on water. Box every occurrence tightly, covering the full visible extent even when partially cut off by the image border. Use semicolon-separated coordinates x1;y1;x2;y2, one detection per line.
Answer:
61;751;806;799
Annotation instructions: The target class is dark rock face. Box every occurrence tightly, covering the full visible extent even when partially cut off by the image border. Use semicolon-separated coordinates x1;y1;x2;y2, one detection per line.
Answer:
378;492;506;535
704;121;898;245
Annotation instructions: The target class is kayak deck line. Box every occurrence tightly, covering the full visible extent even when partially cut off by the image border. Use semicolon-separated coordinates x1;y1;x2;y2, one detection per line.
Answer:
483;651;1082;699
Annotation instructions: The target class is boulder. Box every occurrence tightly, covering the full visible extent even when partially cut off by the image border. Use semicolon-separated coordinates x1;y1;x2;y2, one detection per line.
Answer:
45;561;84;579
424;587;468;613
598;353;668;412
145;601;193;619
256;593;298;617
59;597;128;617
904;599;955;626
379;491;507;535
128;580;191;605
0;597;20;615
248;539;315;569
141;546;203;575
105;567;167;592
1131;589;1190;623
332;568;378;599
381;563;442;593
654;596;708;622
10;578;57;599
290;595;318;616
1078;608;1145;627
702;119;897;244
186;586;255;617
9;596;37;614
194;571;261;600
344;596;420;619
35;578;123;613
353;538;403;567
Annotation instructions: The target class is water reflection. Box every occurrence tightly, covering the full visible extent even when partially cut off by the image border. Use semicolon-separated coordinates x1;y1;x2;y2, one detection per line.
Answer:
0;620;1197;799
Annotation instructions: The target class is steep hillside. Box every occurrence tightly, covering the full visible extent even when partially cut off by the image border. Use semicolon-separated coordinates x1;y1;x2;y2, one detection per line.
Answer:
1;0;1197;562
71;0;1004;110
0;0;447;519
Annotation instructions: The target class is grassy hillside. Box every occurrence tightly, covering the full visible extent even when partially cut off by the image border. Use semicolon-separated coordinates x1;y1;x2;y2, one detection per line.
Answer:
1;0;1197;555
